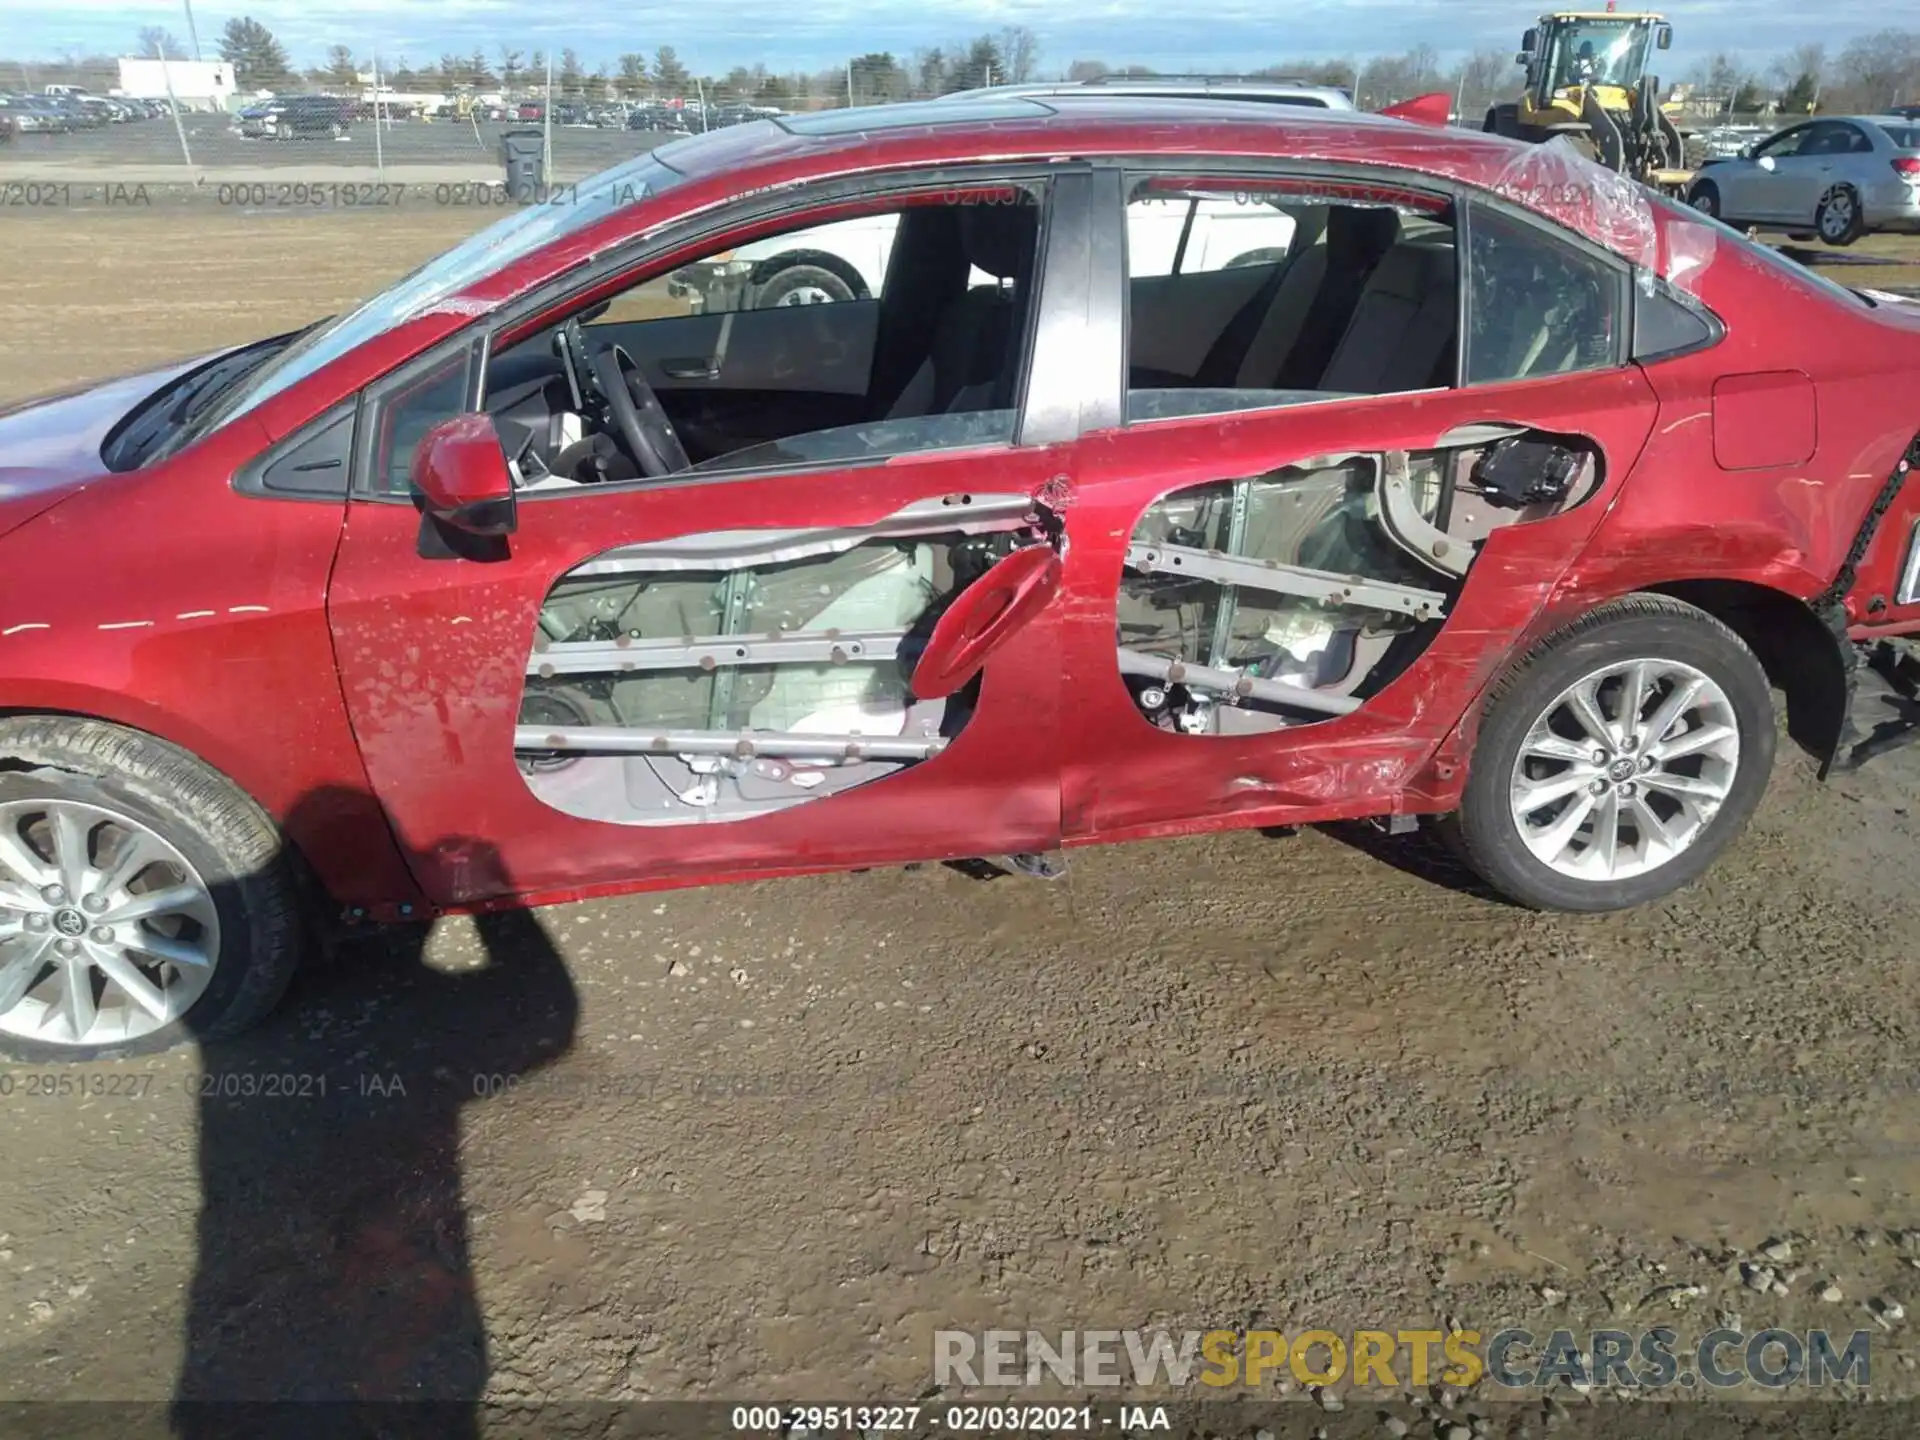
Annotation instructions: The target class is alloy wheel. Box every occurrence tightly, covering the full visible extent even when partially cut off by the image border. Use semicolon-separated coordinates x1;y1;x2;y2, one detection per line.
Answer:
1507;658;1740;882
774;285;837;306
1819;189;1855;240
0;798;221;1048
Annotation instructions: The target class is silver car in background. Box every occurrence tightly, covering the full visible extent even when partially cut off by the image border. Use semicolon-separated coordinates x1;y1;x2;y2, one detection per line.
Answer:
939;74;1356;111
1686;115;1920;245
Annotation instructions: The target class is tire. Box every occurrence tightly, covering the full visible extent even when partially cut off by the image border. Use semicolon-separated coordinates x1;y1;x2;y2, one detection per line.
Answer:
1815;185;1865;246
750;261;859;308
1442;594;1775;913
0;717;303;1062
1687;179;1720;219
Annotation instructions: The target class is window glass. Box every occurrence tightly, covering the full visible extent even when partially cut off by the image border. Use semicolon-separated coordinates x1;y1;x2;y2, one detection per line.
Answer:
199;152;681;432
1755;126;1810;160
1126;194;1300;279
1124;176;1457;422
1544;18;1650;89
1464;202;1621;384
604;213;899;325
485;189;1042;489
1876;123;1920;149
364;347;475;497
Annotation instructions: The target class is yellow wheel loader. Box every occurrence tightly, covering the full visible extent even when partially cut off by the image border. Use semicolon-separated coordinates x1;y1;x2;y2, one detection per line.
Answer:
1484;6;1693;193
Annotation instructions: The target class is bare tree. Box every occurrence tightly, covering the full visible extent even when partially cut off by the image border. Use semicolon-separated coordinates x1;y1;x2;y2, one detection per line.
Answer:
137;26;188;60
1830;28;1919;111
1449;48;1513;124
997;25;1040;84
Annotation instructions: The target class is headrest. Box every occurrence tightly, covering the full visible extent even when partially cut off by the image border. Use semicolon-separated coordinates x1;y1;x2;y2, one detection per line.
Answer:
1325;206;1402;267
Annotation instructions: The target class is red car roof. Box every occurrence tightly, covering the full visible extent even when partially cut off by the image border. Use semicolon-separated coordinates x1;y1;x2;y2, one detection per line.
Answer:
646;96;1674;274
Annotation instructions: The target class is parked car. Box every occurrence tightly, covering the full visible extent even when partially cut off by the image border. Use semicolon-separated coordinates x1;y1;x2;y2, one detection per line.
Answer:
239;94;353;140
1687;115;1920;244
46;96;106;129
627;103;690;133
0;96;74;134
3;96;1920;1059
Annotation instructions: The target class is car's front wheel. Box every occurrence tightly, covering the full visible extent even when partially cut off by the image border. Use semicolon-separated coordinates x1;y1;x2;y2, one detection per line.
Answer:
0;717;303;1062
1687;178;1720;219
1444;595;1775;912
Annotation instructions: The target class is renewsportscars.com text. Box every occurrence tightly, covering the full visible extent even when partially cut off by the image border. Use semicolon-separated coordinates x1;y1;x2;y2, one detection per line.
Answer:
934;1326;1872;1391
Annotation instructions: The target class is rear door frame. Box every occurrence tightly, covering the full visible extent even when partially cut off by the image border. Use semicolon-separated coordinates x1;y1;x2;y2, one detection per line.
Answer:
1055;156;1660;843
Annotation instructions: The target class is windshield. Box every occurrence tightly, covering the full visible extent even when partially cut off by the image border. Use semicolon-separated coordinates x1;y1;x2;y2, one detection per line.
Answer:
1548;19;1647;89
198;151;683;434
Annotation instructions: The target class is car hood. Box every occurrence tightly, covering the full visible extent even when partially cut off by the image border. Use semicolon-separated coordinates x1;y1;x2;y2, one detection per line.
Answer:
0;356;210;540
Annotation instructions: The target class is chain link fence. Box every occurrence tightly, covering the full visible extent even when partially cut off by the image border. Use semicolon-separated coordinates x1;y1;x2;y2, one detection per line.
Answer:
0;51;890;211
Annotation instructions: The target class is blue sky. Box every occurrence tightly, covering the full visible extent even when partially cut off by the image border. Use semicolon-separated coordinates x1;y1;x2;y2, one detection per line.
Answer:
11;0;1894;75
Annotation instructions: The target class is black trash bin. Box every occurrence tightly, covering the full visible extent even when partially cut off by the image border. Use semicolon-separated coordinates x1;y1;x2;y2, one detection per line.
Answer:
500;129;545;203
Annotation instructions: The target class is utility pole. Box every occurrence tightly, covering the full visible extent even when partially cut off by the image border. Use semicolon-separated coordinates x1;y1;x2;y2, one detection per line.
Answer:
156;38;194;169
371;51;384;180
182;0;203;62
847;59;854;107
542;50;553;183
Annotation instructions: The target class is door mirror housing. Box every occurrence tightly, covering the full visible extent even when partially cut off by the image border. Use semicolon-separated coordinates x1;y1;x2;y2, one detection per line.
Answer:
1520;27;1538;54
411;413;517;536
909;543;1060;699
1656;23;1673;49
1756;154;1777;171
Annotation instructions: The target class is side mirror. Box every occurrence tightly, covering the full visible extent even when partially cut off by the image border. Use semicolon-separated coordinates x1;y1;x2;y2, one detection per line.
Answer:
411;413;517;536
1756;154;1777;171
1520;27;1538;52
1656;24;1673;49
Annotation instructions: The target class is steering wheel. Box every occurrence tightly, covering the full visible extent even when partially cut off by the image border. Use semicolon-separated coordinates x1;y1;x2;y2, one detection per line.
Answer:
587;340;690;478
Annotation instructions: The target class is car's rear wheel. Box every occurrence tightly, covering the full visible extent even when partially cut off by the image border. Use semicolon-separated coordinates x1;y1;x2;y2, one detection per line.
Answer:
1443;595;1774;912
1687;179;1720;219
752;261;858;308
1816;184;1864;246
0;717;303;1062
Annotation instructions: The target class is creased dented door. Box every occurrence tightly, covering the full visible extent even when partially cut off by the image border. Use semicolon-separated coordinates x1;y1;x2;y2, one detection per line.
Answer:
327;447;1072;907
1061;371;1659;841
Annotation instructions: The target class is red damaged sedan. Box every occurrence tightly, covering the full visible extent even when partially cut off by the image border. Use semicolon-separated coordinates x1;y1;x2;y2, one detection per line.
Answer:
3;95;1920;1059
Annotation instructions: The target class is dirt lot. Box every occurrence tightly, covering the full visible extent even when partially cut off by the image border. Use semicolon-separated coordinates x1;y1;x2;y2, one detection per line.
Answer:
5;208;1920;1433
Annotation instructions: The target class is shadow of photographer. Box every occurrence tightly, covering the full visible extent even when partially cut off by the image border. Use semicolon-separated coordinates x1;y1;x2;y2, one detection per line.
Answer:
171;787;579;1437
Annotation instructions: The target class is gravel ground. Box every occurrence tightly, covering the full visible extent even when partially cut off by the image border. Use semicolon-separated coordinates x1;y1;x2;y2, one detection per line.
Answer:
2;208;1920;1434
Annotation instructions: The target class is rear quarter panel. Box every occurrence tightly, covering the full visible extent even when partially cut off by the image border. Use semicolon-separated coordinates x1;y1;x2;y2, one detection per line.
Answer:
1561;234;1920;616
